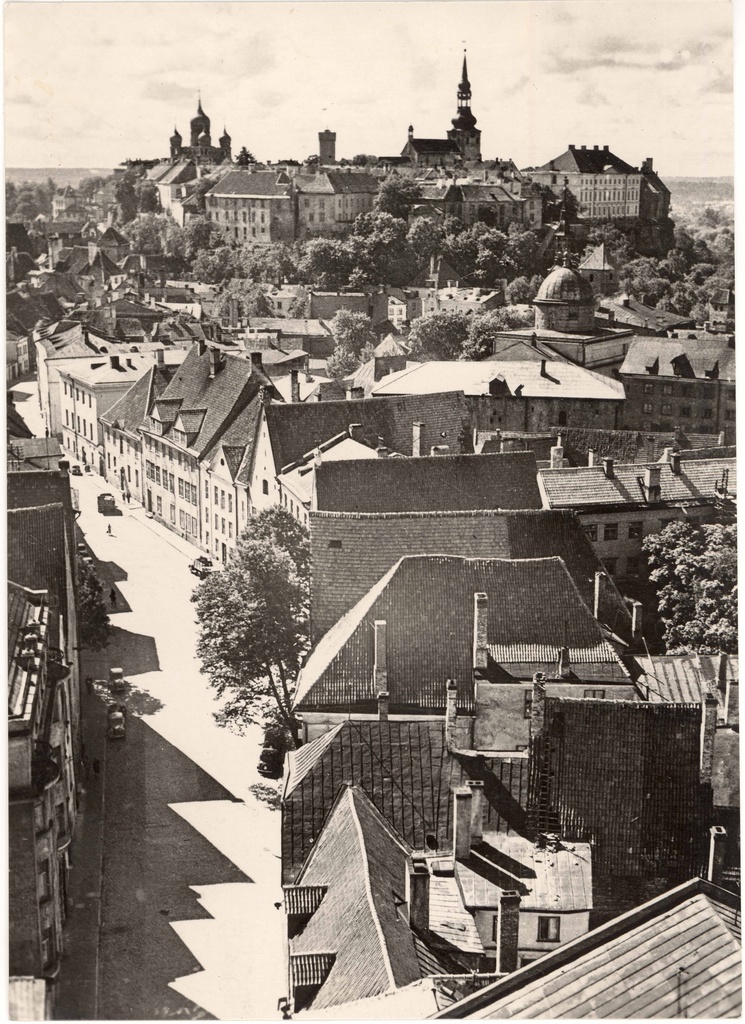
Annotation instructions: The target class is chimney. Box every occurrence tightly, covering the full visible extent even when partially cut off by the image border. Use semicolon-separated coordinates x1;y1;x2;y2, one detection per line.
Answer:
406;854;430;934
494;891;521;974
587;448;595;467
718;654;731;725
348;422;363;442
373;620;387;690
661;446;673;463
531;332;538;348
412;422;423;457
643;465;661;502
453;786;473;860
540;359;548;378
717;431;726;445
250;351;263;369
376;445;390;458
345;385;364;400
550;441;564;469
593;571;605;619
645;435;655;461
445;679;458;751
290;368;300;403
699;694;717;783
473;593;489;673
208;346;220;378
557;646;571;679
58;460;70;476
197;339;206;357
430;444;450;456
155;348;164;367
707;826;727;885
110;354;121;370
631;601;643;640
377;690;390;722
530;672;546;740
670;452;681;475
408;124;414;140
602;457;614;478
467;780;485;844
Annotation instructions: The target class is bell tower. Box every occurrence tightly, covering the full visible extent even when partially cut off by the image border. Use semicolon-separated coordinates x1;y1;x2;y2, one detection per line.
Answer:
447;51;482;162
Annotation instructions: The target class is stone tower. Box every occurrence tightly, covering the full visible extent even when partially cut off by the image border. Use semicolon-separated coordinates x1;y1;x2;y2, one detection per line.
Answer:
533;254;596;333
319;129;337;165
447;52;482;162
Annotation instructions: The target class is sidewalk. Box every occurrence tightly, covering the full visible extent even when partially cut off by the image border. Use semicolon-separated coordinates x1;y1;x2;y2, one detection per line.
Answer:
54;677;108;1020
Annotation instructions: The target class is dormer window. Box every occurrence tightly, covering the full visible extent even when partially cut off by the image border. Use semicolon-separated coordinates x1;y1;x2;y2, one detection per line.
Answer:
172;428;188;447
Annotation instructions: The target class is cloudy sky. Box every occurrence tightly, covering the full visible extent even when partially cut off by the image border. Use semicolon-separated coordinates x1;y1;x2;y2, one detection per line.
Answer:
4;0;734;175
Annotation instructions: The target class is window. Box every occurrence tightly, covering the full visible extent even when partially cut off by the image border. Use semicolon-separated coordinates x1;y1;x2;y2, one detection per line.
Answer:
603;523;618;541
643;402;653;414
56;802;67;838
65;410;69;425
262;479;269;495
37;860;51;902
627;521;643;539
228;494;233;513
524;690;533;718
178;478;185;498
127;465;131;483
537;916;560;942
220;490;225;509
135;469;139;487
205;481;210;498
680;405;691;417
192;517;197;535
154;466;161;485
644;383;654;394
557;411;567;427
228;522;233;538
626;556;642;575
584;689;606;699
726;409;736;420
703;408;713;419
179;509;186;529
663;384;673;395
661;403;672;416
215;514;219;529
328;539;342;550
41;929;56;969
584;524;597;542
221;518;226;534
604;557;617;574
214;486;219;503
156;495;162;516
170;504;176;523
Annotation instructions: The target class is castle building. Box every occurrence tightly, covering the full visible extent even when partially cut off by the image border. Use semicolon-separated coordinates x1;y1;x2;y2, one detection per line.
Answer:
169;98;232;165
401;52;483;167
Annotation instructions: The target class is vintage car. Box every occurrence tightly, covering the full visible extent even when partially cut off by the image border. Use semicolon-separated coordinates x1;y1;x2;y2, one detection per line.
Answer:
107;705;126;739
70;465;83;476
189;556;214;580
97;493;118;515
109;667;126;693
257;743;284;779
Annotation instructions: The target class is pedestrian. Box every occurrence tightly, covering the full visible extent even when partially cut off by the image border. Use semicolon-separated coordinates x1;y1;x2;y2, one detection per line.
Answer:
107;524;112;536
109;587;117;608
85;675;93;696
92;758;101;776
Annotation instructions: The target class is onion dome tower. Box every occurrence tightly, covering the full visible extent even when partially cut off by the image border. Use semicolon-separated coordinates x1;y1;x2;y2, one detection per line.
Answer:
190;97;211;147
219;126;232;161
533;253;596;333
170;126;182;161
447;51;481;161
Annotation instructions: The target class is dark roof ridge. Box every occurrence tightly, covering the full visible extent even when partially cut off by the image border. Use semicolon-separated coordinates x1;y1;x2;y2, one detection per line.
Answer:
309;508;578;521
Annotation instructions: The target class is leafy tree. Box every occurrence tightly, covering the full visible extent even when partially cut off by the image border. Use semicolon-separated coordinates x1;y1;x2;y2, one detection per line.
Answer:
214;280;272;319
350;211;419;287
192;245;238;283
505;275;536;304
298;237;355;289
584;222;634;264
328;309;376;356
460;307;534;360
114;174;139;223
407;310;470;360
123;214;165;255
168;216;223;262
504;223;548;280
326;344;363;379
77;559;112;651
306;154;320;167
78;174;109;201
352;154;379;167
136;180;160;214
374;175;421;220
643;521;737;654
407;218;445;261
192;507;310;737
236;147;257;166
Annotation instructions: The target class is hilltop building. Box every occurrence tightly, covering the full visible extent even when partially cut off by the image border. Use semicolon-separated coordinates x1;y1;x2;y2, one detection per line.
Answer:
401;53;482;167
168;97;232;165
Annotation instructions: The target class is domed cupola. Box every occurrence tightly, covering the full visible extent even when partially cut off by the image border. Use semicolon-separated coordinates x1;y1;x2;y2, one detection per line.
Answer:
190;97;210;144
220;126;231;145
170;126;182;145
533;254;596;333
451;52;477;131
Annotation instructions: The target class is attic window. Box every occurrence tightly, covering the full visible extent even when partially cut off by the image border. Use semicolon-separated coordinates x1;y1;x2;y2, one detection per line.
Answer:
328;539;342;550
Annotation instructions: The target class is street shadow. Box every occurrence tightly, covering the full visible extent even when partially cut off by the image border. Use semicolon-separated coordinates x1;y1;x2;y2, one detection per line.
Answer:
97;713;250;1020
94;560;132;615
125;686;165;717
109;626;160;676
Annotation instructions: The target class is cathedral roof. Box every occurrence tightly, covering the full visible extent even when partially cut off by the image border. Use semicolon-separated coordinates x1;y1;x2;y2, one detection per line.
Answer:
190;98;210;133
535;262;595;305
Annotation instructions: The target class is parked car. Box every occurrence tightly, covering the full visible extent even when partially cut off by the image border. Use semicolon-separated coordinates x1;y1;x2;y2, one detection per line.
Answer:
107;705;126;739
109;667;126;693
257;743;284;778
189;556;214;580
97;493;118;515
70;465;83;476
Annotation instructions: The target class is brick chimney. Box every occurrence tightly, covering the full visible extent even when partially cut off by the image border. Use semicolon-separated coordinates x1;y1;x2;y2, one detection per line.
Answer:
593;570;606;619
550;439;564;469
373;620;387;690
473;593;489;674
445;679;458;751
345;385;364;401
670;452;681;475
250;351;264;369
602;457;614;478
406;854;430;934
700;694;718;783
557;646;571;678
587;448;595;467
412;422;423;457
643;465;662;502
707;825;727;884
208;346;221;378
494;891;521;974
155;348;164;367
348;422;363;442
631;601;643;640
377;690;390;722
466;780;484;844
453;786;473;860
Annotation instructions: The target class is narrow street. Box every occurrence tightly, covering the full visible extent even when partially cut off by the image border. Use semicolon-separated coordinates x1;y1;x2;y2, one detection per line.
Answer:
47;447;286;1019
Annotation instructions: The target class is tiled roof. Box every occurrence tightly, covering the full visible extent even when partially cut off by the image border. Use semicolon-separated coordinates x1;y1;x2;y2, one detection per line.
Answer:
371;360;625;401
7;504;67;637
435;879;741;1019
247;317;331;337
553;426;725;466
6;290;64;333
295;555;624;713
98;226;129;246
282;720;529;883
147;346;277;457
152;162;197;187
636;654;731;705
290;786;433;1010
203;395;264;487
207;170;292;198
578;243;616;272
7;437;64;471
534;145;638;175
408;138;462;154
314;452;542;513
598;296;694;331
620;335;736;380
539;457;736;508
8;581;48;720
309;508;633;643
485;337;561;362
7;404;34;440
530;698;713;877
100;364;178;433
265;391;471;471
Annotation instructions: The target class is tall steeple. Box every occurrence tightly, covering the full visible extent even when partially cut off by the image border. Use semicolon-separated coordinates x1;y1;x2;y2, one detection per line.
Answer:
447;49;481;162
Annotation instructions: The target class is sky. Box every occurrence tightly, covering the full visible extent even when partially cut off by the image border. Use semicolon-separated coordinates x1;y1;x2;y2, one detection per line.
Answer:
4;0;735;176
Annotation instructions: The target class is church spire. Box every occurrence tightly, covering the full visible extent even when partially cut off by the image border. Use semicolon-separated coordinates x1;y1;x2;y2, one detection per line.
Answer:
452;49;477;131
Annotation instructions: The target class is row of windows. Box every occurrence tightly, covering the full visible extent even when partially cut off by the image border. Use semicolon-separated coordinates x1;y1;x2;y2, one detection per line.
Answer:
144;436;195;470
65;410;94;439
63;382;93;407
212;486;233;512
642;402;713;418
585;521;643;542
641;381;717;399
213;514;233;538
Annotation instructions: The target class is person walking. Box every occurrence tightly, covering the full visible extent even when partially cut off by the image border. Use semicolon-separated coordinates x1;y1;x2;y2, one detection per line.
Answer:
107;524;112;536
109;588;117;608
85;675;93;696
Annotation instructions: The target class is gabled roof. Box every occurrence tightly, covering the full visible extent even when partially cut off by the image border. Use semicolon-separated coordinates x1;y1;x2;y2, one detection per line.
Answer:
552;426;726;466
290;785;446;1010
282;719;529;883
325;171;379;194
433;878;741;1019
407;138;462;155
6;290;64;333
7;503;68;629
264;391;470;471
100;363;178;433
206;169;292;198
539;457;736;508
371;360;625;401
295;555;625;714
7;437;64;471
534;145;638;176
598;296;695;331
246;317;331;337
620;335;736;380
98;226;129;246
578;242;616;272
314;452;542;514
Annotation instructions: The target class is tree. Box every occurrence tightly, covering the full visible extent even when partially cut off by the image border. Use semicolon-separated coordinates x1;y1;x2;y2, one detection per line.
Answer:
192;245;238;283
505;275;536;305
114;174;139;223
136;180;160;214
505;223;550;280
407;310;470;360
350;211;419;287
236;147;257;166
78;560;112;651
214;280;272;319
407;218;445;261
326;345;363;379
167;216;223;262
192;508;309;737
352;154;378;167
461;307;535;360
298;237;355;289
78;174;109;201
123;214;165;255
328;309;376;356
374;175;421;220
643;521;737;654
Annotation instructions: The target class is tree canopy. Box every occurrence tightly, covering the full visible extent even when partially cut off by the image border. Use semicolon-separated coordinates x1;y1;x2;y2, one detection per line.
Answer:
77;559;112;651
192;508;310;737
643;521;737;654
